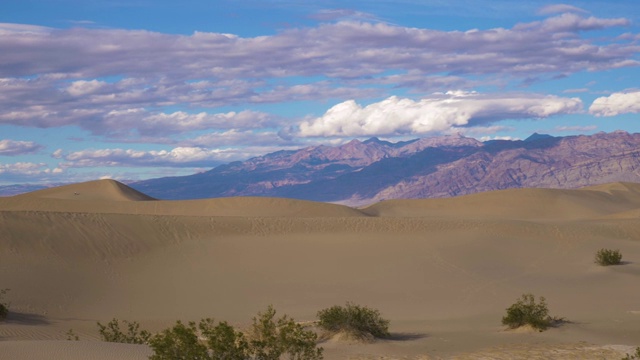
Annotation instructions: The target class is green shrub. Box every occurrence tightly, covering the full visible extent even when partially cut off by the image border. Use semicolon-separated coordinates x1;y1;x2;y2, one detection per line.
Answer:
199;318;249;360
622;347;640;360
145;306;322;360
97;318;151;344
0;288;9;321
502;293;552;331
248;305;323;360
149;321;209;360
317;302;390;339
595;248;623;266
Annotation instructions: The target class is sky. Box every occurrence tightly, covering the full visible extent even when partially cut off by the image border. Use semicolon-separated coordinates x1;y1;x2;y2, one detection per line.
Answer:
1;0;639;185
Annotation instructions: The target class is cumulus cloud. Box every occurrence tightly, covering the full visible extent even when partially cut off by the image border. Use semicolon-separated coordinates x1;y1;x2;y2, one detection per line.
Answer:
0;75;367;138
0;23;51;35
60;146;246;168
0;139;43;155
57;130;309;169
589;91;640;116
0;13;637;179
538;13;629;32
0;162;62;176
0;13;635;144
479;136;521;141
100;109;277;137
299;92;583;137
184;129;298;148
66;79;107;96
0;13;635;87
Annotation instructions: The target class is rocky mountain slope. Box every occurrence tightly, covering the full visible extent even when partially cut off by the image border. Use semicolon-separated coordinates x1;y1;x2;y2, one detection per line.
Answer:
131;131;640;205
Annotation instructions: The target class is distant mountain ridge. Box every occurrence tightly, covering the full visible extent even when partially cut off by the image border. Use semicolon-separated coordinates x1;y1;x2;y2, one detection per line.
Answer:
130;131;640;205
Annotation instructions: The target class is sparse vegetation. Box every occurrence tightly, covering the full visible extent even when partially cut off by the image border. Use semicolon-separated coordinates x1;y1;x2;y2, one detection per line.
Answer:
199;318;249;360
97;318;151;344
0;288;9;321
622;347;640;360
66;329;80;341
148;320;209;360
101;306;322;360
247;305;323;360
317;302;390;339
595;248;623;266
502;293;555;331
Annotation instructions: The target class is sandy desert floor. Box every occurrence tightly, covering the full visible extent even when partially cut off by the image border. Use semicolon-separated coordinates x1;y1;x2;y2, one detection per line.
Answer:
0;179;639;359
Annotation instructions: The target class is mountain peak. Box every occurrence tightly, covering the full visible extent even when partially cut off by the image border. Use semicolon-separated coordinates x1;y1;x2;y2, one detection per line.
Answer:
525;133;554;142
363;137;384;144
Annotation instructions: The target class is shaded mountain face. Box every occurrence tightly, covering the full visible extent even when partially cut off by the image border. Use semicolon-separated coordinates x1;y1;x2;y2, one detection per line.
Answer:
131;131;640;205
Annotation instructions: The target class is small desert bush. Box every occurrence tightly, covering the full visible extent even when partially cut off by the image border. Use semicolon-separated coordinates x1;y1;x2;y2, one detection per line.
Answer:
622;347;640;360
148;321;209;360
317;302;390;339
123;305;322;360
595;248;623;266
97;318;151;344
199;319;249;360
247;305;323;360
502;293;553;331
0;288;9;321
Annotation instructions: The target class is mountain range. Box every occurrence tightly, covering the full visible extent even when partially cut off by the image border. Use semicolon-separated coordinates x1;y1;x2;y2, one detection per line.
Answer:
129;130;640;206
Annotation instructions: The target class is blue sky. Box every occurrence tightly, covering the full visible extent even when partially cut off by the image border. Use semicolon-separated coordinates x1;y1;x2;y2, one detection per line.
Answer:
1;0;639;185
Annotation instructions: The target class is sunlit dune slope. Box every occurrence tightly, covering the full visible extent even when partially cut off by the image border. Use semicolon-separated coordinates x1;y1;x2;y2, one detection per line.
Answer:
361;182;640;220
12;179;157;202
0;179;366;217
3;179;640;220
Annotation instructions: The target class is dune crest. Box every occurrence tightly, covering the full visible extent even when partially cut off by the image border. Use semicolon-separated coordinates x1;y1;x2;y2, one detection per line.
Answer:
361;184;640;220
0;180;365;217
13;179;156;202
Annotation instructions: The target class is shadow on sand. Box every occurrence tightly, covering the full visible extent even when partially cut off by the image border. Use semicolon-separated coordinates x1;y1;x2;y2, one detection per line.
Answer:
387;332;428;341
4;311;51;326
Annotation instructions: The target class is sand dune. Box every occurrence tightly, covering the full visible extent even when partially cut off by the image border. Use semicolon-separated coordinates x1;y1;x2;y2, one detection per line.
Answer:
1;180;639;359
362;182;640;220
13;179;157;202
0;179;366;217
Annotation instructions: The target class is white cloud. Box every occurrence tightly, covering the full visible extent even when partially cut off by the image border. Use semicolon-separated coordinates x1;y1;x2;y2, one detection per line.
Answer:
0;139;43;155
0;13;635;92
541;13;628;32
299;92;583;137
0;23;51;35
480;136;520;141
102;109;277;137
0;162;62;176
0;13;636;179
0;13;634;148
66;79;107;96
538;4;589;15
589;91;640;116
61;146;244;168
52;149;64;159
185;129;297;148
